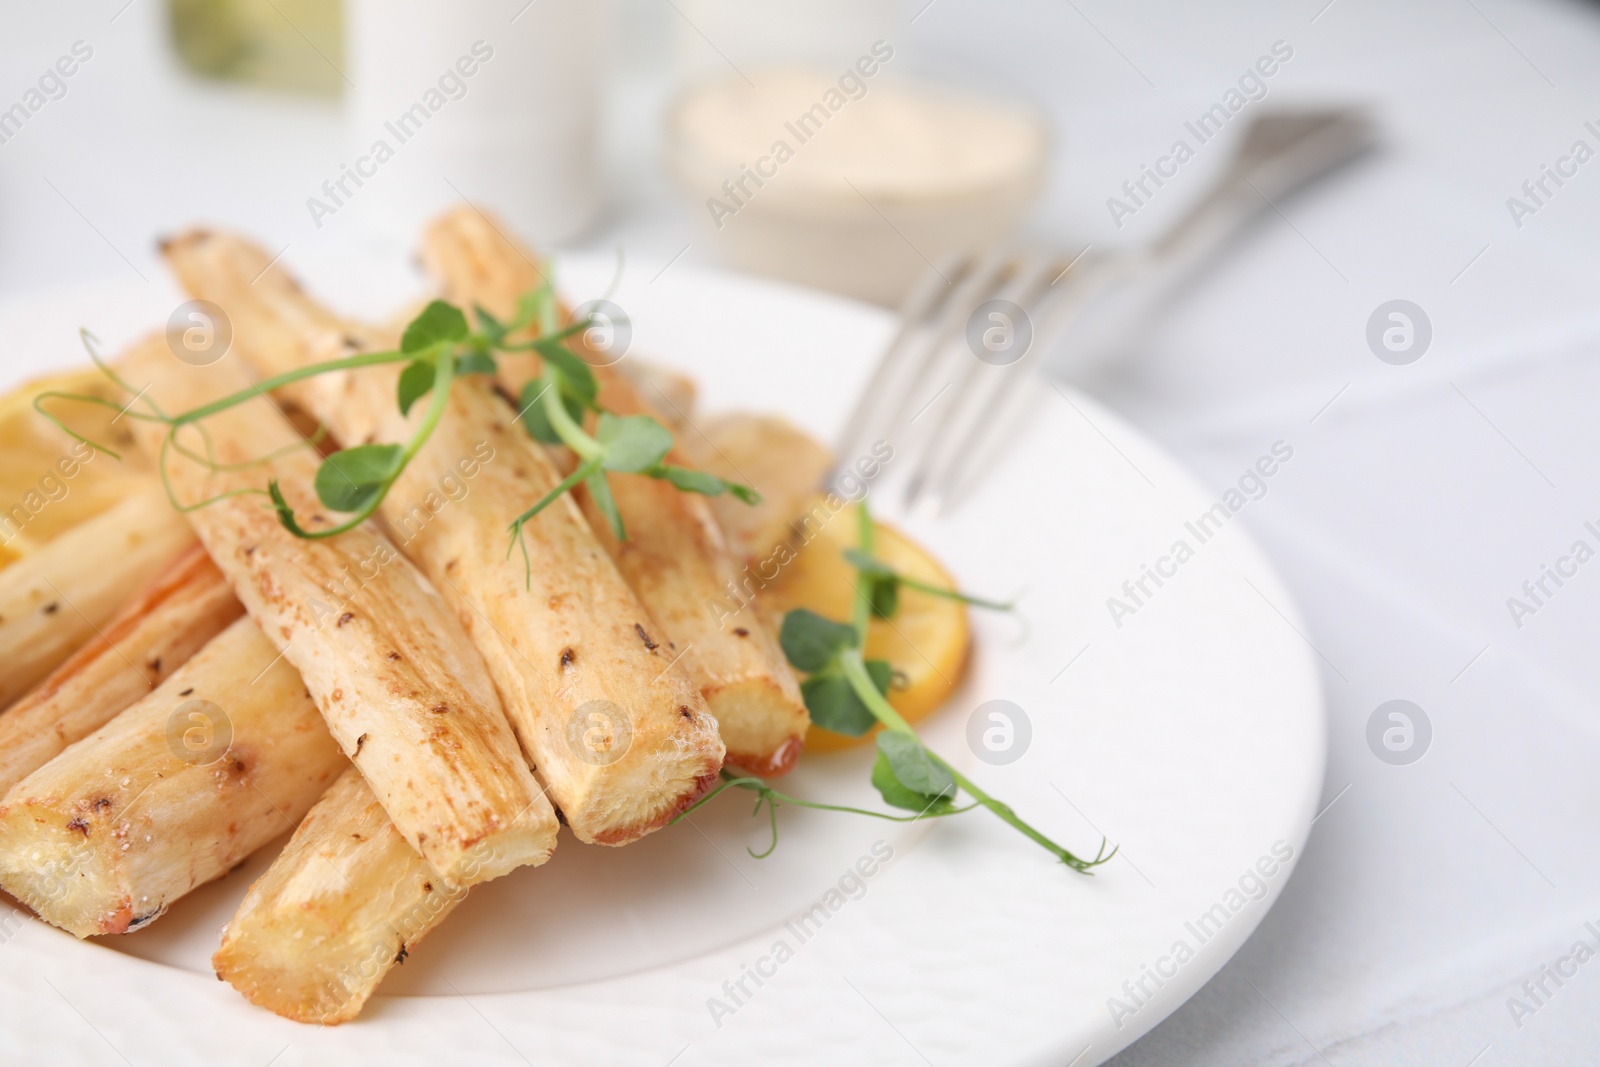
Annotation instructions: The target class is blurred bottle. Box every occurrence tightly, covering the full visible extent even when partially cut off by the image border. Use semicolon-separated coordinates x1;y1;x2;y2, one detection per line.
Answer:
169;0;344;95
345;0;604;248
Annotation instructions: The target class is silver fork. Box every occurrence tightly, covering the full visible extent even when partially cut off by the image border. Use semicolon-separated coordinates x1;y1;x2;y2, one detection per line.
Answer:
831;107;1377;515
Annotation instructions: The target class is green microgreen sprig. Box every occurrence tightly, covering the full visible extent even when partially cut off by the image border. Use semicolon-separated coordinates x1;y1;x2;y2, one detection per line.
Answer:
678;770;982;859
34;267;758;578
841;546;1016;619
504;337;756;551
680;500;1113;873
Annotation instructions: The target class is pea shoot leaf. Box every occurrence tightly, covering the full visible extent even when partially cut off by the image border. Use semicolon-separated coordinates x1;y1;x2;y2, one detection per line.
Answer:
473;304;506;345
863;658;893;697
585;467;626;541
843;547;900;617
315;443;402;513
597;413;673;473
842;547;1014;613
396;358;435;416
871;576;899;618
800;674;876;736
779;609;857;673
455;351;497;376
535;340;597;403
842;548;894;578
654;464;762;504
517;380;584;445
655;464;722;495
401;300;469;354
871;751;961;814
795;654;891;737
876;731;955;799
267;480;314;536
725;481;762;505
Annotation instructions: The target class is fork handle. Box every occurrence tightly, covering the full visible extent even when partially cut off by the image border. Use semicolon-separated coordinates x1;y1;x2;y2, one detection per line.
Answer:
1048;109;1376;378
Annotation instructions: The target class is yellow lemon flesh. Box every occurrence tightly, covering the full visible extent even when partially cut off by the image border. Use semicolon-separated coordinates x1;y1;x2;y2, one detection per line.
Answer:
0;368;152;571
761;503;970;753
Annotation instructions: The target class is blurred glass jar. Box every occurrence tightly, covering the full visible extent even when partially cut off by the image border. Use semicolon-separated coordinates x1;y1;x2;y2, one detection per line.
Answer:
665;0;1046;306
168;0;345;95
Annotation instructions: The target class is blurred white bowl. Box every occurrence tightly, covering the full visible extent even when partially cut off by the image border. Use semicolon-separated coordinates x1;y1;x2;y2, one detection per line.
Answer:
667;69;1046;306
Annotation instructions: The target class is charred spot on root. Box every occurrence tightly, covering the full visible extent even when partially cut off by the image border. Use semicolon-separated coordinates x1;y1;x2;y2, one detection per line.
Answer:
42;602;59;615
431;704;449;715
394;943;409;965
91;797;112;814
178;688;194;696
634;623;659;651
66;817;90;837
559;647;576;670
386;651;402;661
337;612;354;627
734;627;749;637
354;733;369;756
678;706;694;721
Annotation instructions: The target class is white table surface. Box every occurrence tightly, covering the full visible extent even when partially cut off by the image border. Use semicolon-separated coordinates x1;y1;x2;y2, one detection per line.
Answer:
4;1;1600;1064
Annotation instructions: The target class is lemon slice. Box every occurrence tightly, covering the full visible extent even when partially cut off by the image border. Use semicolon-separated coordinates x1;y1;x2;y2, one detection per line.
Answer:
761;502;970;752
0;367;153;570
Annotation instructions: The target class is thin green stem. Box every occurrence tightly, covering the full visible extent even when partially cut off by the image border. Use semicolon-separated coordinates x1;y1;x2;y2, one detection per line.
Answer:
494;317;591;352
839;650;917;736
506;455;602;536
31;392;151;460
168;350;408;427
540;366;603;462
156;433;270;513
852;504;876;640
840;501;1110;872
167;422;326;473
838;648;1107;870
402;349;454;462
271;345;454;540
895;574;1014;611
673;776;980;830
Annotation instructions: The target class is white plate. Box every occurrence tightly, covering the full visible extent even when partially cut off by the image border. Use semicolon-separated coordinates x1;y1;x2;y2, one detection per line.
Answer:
0;251;1323;1067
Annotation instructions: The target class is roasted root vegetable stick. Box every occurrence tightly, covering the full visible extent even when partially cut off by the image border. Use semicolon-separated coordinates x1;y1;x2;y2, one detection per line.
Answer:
119;337;557;884
0;544;243;796
686;413;841;565
420;207;810;776
162;230;724;844
618;360;697;430
0;483;196;709
214;768;469;1025
0;616;345;937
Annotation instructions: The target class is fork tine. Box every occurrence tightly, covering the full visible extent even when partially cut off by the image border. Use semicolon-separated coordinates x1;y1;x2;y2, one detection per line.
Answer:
857;250;1018;489
828;251;975;490
903;252;1080;514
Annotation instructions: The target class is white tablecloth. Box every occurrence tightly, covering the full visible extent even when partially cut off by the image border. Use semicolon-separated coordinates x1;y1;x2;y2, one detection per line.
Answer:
4;1;1600;1063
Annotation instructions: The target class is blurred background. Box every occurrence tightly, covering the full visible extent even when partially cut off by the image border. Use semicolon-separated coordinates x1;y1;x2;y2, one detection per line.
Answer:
5;1;1600;1064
